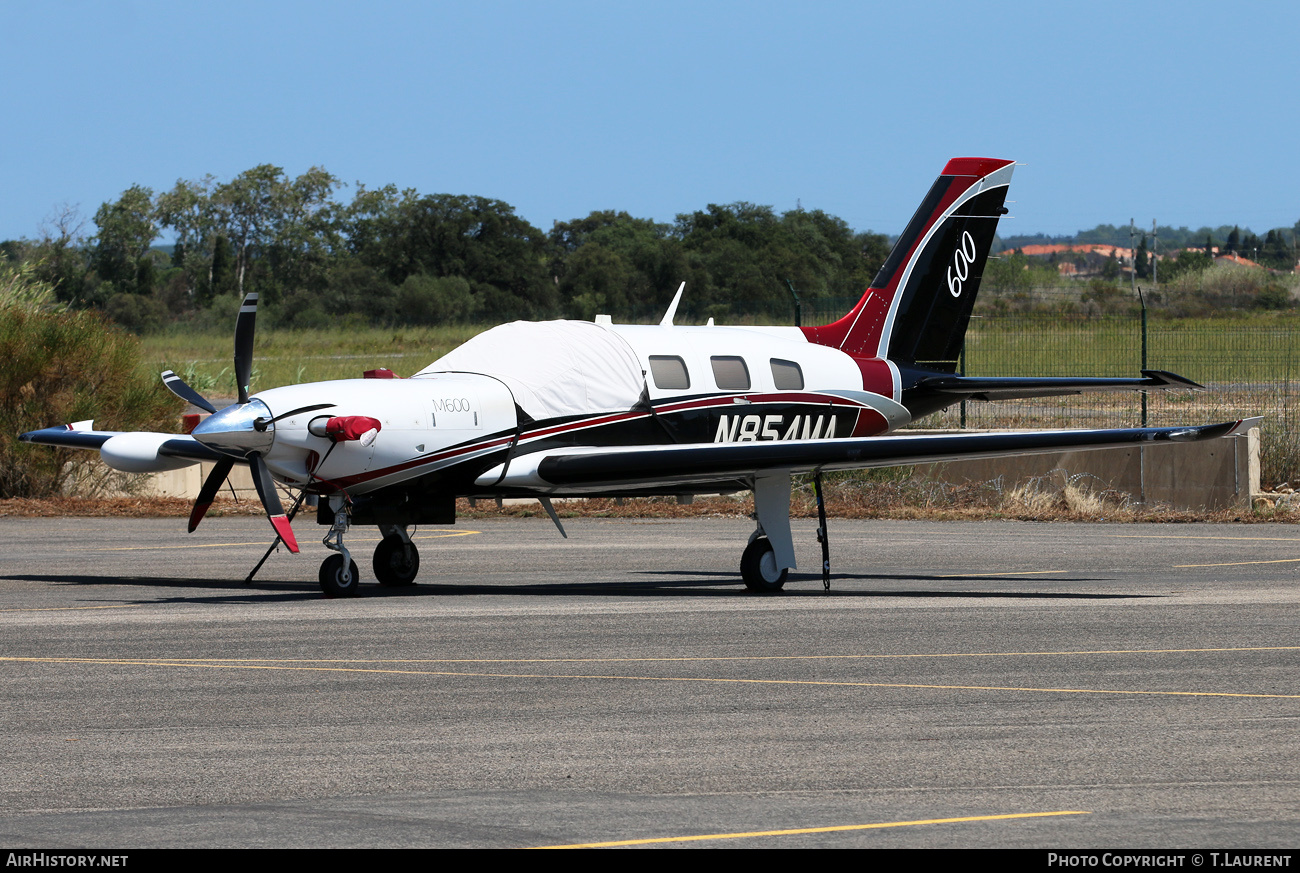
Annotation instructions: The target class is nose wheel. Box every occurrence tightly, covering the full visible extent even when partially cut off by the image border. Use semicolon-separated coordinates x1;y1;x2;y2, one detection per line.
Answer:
319;554;360;597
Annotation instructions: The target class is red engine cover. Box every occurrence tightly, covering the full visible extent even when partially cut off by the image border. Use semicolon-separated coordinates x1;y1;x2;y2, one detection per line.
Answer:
325;416;382;441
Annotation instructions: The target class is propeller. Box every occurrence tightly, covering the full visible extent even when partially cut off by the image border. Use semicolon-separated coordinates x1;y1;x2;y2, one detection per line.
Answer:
188;457;234;532
169;291;306;553
161;370;217;415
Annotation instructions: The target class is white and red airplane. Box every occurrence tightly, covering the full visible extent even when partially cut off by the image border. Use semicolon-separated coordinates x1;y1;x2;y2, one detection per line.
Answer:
21;158;1250;596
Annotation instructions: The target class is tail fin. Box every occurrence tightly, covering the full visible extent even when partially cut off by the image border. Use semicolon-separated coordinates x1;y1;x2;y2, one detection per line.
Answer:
802;157;1013;372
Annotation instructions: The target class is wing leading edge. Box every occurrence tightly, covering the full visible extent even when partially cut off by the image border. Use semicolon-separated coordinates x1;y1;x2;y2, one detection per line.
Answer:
19;426;226;463
477;419;1258;493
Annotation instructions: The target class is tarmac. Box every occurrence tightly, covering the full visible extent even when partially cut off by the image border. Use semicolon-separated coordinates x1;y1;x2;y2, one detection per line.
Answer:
1;515;1298;848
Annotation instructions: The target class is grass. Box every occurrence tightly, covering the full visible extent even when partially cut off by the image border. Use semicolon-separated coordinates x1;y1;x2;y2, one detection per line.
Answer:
138;324;482;394
135;312;1300;484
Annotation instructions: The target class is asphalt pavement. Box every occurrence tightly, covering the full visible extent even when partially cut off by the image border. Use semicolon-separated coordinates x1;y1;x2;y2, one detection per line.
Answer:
1;515;1298;848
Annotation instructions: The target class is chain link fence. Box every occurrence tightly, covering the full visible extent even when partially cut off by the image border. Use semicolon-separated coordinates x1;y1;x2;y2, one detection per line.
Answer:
804;298;1300;485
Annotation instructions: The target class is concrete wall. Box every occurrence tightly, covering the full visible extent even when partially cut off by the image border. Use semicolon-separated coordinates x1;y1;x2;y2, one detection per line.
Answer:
912;427;1259;511
137;461;258;501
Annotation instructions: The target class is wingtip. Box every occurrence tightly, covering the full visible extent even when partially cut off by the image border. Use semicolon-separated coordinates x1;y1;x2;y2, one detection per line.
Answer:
1234;415;1264;434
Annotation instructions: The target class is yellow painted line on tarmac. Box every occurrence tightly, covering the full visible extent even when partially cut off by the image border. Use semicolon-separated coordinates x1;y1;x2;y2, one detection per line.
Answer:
1174;558;1300;568
71;530;479;552
936;569;1066;578
1111;535;1300;542
530;810;1091;848
6;645;1293;664
6;657;1298;699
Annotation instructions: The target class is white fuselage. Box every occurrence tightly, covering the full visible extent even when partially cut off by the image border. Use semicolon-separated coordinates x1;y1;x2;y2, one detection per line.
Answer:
245;320;910;497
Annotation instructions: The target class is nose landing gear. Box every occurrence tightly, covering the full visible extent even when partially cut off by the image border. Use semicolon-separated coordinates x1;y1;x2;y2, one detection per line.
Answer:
320;498;358;597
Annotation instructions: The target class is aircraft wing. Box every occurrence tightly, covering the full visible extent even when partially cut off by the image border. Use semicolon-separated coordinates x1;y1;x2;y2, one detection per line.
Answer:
478;419;1258;493
19;425;226;463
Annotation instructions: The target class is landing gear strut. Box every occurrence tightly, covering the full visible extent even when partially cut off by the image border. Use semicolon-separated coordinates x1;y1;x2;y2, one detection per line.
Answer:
373;525;420;586
813;470;831;592
319;496;358;597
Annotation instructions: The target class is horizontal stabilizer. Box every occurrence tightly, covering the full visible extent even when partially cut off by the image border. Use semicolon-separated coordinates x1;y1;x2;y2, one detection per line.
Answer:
909;369;1203;402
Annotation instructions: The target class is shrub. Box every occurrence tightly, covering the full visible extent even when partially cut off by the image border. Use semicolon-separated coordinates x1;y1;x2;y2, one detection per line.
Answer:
0;263;180;497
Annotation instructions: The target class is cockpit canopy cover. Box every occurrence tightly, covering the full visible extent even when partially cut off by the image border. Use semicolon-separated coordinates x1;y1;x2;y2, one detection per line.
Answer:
413;320;646;421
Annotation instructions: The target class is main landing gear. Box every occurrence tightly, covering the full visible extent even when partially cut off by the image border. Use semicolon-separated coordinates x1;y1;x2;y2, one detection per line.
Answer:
741;535;787;593
318;497;421;596
739;471;833;595
373;525;419;586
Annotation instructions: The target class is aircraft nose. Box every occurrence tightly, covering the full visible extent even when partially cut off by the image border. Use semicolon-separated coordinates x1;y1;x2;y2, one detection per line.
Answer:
191;399;275;456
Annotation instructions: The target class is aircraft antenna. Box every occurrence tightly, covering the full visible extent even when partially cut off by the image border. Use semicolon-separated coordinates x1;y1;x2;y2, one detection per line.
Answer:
659;282;686;327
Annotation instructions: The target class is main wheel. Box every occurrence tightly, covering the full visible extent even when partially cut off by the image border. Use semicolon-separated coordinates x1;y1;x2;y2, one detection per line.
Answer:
319;554;361;597
373;536;420;586
741;536;787;593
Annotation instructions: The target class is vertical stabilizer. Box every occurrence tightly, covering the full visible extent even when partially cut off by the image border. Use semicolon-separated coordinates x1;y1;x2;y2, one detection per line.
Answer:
802;158;1013;372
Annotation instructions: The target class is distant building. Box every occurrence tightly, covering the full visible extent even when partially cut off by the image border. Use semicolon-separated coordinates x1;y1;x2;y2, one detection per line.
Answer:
1214;253;1264;269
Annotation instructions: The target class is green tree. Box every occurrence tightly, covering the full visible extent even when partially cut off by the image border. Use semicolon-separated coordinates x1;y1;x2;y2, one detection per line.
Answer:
28;205;89;305
154;175;224;304
361;193;556;319
560;243;633;320
213;165;284;296
90;186;157;294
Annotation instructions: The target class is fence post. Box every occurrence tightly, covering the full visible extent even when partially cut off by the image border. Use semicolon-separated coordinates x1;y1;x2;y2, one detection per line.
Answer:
959;342;967;429
1138;287;1148;427
785;279;802;328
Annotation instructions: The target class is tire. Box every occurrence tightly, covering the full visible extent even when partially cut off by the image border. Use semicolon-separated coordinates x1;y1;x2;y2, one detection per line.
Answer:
319;554;361;597
740;536;787;593
373;536;419;586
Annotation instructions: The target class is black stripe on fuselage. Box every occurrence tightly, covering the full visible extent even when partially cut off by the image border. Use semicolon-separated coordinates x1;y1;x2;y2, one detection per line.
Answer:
319;392;875;497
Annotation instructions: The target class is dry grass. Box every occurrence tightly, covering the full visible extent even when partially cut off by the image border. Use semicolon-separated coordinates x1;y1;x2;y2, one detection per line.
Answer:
5;471;1280;524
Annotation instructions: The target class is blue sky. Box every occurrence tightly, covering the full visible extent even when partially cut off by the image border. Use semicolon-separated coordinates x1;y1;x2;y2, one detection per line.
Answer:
1;0;1295;244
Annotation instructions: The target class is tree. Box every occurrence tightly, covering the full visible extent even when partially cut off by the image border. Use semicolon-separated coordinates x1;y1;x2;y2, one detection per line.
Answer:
29;204;88;304
154;175;224;304
262;166;344;293
213;165;284;297
363;193;556;318
90;186;157;294
559;243;633;320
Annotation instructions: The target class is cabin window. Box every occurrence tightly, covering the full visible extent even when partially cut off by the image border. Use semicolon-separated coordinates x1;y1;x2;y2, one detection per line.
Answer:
649;355;691;390
770;359;804;390
710;356;751;391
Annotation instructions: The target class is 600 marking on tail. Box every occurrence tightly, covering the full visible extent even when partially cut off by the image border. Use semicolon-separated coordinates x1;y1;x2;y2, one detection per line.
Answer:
947;229;977;298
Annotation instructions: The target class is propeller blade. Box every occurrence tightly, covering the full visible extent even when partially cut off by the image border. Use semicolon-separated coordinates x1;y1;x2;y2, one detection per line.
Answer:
189;457;234;532
234;292;258;404
248;451;299;553
161;370;218;415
